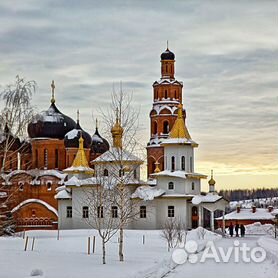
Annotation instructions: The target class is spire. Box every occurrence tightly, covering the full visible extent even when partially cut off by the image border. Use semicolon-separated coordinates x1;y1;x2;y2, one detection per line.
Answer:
166;40;169;50
169;104;191;139
70;133;93;173
111;107;123;148
51;80;55;104
77;109;80;123
96;118;98;130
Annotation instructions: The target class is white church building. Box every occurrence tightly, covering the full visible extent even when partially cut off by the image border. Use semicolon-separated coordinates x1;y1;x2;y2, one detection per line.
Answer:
56;104;228;230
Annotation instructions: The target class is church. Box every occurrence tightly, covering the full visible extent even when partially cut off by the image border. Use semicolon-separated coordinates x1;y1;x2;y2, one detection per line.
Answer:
56;47;228;230
0;46;228;231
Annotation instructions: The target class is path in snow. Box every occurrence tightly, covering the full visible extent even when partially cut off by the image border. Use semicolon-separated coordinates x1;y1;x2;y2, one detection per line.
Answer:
166;237;277;278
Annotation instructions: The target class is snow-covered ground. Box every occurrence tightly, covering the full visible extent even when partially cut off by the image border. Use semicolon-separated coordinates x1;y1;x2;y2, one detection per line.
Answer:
0;228;277;278
230;197;278;209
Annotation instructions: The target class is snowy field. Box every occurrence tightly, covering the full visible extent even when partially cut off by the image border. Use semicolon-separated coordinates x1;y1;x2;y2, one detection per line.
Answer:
0;228;277;278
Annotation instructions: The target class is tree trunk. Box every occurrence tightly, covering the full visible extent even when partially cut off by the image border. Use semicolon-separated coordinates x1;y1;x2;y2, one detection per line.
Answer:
119;227;124;261
102;238;106;264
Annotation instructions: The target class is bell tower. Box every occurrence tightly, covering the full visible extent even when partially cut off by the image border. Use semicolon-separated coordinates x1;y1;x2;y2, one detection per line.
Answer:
147;46;186;176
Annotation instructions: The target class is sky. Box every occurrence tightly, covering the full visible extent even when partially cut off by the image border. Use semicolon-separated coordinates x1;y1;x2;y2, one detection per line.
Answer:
0;0;277;191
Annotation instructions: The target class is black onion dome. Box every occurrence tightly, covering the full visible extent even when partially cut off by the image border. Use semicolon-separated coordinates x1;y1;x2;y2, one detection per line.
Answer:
64;121;92;149
91;127;109;154
161;48;175;60
27;102;76;139
0;123;21;151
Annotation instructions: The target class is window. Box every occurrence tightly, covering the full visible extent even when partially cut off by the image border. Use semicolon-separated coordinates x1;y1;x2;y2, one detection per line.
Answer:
19;182;24;191
35;150;38;168
133;169;137;179
32;209;36;217
163;121;169;134
153;121;158;135
181;156;185;170
168;182;174;190
171;156;175;172
119;169;124;177
82;206;89;218
165;90;168;99
55;149;59;168
192;182;195;191
111;206;118;218
44;149;48;169
66;206;72;218
168;206;175;218
47;182;52;191
140;206;146;218
103;169;108;176
190;157;193;172
97;206;104;218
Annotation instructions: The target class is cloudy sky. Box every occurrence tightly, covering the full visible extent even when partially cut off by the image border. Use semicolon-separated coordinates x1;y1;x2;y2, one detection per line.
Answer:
0;0;277;190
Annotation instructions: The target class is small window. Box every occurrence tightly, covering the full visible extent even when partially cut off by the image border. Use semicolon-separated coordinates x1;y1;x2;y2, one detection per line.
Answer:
133;169;137;179
111;206;118;218
168;206;175;218
190;157;193;172
165;90;168;99
32;209;36;217
55;149;59;168
181;156;185;171
82;206;89;218
140;206;146;218
168;182;174;190
163;121;169;134
44;149;48;169
103;169;108;176
171;156;175;172
119;169;124;177
66;206;72;218
192;182;195;191
153;121;158;135
97;206;104;218
19;182;24;191
47;182;52;191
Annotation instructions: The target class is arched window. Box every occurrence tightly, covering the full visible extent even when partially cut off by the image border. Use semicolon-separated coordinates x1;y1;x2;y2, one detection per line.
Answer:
153;121;158;135
104;169;108;176
163;121;169;134
181;156;185;170
171;156;175;172
190;157;193;172
168;181;174;190
44;149;48;169
18;182;24;191
165;90;168;99
47;182;52;191
192;182;195;190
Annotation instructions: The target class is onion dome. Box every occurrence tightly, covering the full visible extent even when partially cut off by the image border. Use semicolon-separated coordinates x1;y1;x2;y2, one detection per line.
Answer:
0;123;21;151
64;111;92;149
27;81;76;139
161;47;175;60
208;170;216;186
91;119;109;154
111;109;123;148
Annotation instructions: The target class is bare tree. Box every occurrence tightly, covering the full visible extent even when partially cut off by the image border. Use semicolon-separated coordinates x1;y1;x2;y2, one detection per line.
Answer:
0;76;36;235
0;75;36;172
80;172;120;264
98;84;146;262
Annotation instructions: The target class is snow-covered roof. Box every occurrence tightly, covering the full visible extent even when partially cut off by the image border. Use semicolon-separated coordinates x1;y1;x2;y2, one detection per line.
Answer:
65;129;79;140
63;165;94;174
2;169;67;185
216;208;277;221
160;137;198;146
161;193;195;198
192;194;224;205
147;179;157;186
55;186;72;200
93;147;142;163
153;79;183;86
131;186;165;201
11;198;58;216
151;170;206;180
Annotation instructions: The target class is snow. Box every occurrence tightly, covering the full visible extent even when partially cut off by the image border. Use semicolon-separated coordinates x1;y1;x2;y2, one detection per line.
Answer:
54;187;72;200
131;185;165;200
0;192;7;198
65;129;79;139
11;199;58;216
161;137;198;146
0;229;276;278
92;134;103;143
230;197;278;209
244;222;275;236
31;106;64;124
93;147;142;163
192;194;223;205
63;165;94;173
151;170;206;180
216;208;276;221
153;79;183;86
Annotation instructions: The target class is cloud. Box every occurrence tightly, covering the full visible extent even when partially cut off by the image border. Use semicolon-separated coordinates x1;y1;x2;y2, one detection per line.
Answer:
0;0;277;188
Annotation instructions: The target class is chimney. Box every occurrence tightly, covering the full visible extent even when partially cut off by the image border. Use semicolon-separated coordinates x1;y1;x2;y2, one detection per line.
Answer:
236;205;241;213
252;205;256;213
268;206;274;213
